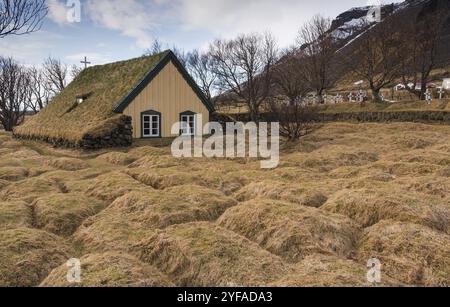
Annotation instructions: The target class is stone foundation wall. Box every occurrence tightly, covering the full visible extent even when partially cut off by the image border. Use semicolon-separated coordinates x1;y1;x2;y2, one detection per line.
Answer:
80;117;133;149
13;117;133;150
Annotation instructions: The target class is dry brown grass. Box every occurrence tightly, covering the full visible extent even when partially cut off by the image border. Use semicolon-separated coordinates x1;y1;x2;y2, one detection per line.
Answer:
33;193;107;236
74;186;236;253
218;199;360;263
85;171;148;202
133;222;291;287
0;228;72;287
45;158;90;171
357;221;450;286
322;189;450;233
96;152;137;166
0;201;32;229
40;252;173;287
0;177;66;203
270;254;402;287
234;181;328;208
1;121;450;287
0;167;28;181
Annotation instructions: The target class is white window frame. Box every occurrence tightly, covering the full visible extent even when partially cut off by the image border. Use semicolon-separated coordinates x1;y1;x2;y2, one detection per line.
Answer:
142;114;160;138
180;114;196;136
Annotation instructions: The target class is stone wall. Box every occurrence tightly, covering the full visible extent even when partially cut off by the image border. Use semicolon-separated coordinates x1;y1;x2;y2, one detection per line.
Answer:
13;117;133;150
318;111;450;123
80;117;133;149
212;111;450;124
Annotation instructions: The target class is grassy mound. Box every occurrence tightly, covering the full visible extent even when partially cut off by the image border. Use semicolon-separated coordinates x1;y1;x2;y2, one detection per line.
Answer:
235;181;328;208
133;222;291;286
45;158;90;171
126;167;247;196
0;228;72;287
0;179;9;190
0;177;65;203
0;201;32;229
0;167;28;181
323;189;450;233
357;221;450;286
96;152;137;166
127;145;169;157
74;186;236;253
33;193;107;236
270;254;401;287
128;155;183;169
41;252;173;287
86;171;148;202
218;199;359;263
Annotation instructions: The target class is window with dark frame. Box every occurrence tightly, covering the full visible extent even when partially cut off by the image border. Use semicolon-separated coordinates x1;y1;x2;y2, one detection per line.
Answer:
180;114;196;136
142;114;160;137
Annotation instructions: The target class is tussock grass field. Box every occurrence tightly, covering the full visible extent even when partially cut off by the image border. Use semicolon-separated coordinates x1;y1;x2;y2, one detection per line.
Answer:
0;122;449;287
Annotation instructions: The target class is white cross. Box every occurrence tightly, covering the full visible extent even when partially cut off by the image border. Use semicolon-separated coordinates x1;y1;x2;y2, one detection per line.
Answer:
438;88;445;100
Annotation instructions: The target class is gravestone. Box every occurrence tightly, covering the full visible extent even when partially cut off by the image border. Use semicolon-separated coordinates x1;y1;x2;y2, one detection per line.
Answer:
348;92;354;103
425;91;433;104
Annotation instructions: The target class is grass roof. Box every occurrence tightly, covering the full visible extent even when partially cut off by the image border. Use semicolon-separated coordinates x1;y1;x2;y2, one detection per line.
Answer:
14;51;169;143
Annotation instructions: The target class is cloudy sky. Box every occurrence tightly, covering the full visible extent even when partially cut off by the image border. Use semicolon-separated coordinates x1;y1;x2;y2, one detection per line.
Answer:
0;0;403;67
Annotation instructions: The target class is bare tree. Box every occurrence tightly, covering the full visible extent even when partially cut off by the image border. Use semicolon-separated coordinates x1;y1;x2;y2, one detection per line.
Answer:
70;64;83;80
43;57;68;95
297;15;338;103
0;0;48;38
268;47;316;141
25;66;50;113
347;17;401;102
398;7;448;100
172;46;188;66
0;57;29;131
185;49;216;102
144;39;164;56
272;47;310;105
210;32;278;121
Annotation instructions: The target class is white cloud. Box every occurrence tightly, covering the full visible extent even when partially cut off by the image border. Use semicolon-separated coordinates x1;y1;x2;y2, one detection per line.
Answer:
47;0;70;25
167;0;404;47
0;31;63;65
168;0;321;46
85;0;158;49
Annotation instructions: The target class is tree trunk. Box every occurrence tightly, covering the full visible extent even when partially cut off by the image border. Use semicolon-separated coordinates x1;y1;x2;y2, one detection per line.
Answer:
372;88;383;103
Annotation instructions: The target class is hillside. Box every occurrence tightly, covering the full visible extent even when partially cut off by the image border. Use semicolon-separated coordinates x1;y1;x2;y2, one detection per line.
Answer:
331;0;450;67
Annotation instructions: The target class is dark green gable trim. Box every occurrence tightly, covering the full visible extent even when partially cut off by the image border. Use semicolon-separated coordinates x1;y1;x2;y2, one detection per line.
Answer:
113;50;215;113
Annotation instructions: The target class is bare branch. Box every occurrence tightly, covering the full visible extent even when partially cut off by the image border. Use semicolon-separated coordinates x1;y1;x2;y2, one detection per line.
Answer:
0;0;48;38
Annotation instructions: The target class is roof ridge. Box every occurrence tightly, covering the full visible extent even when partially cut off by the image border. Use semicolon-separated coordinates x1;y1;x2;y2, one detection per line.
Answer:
113;51;214;113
